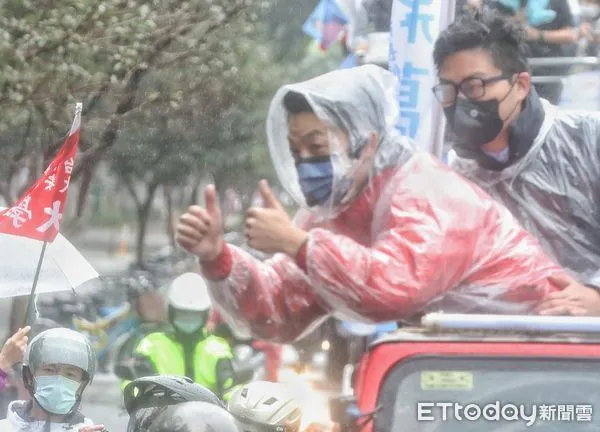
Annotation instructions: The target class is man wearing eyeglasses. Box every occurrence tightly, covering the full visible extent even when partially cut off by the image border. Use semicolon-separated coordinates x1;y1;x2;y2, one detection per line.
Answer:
432;8;600;316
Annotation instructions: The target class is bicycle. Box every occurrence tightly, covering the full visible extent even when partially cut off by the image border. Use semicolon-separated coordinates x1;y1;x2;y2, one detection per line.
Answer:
73;273;169;373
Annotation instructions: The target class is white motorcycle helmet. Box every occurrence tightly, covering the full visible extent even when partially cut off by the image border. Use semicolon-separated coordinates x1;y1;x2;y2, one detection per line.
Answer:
228;381;302;432
167;272;212;335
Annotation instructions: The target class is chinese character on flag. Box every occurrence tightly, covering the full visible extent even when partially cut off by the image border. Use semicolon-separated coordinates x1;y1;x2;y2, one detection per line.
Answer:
0;103;82;242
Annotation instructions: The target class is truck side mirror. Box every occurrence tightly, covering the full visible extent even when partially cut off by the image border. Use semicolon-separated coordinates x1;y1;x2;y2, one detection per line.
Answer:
329;395;356;426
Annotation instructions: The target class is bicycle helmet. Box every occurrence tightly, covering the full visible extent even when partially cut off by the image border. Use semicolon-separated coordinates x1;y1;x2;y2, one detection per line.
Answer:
228;381;302;432
148;401;239;432
125;375;225;432
123;375;224;415
22;328;96;417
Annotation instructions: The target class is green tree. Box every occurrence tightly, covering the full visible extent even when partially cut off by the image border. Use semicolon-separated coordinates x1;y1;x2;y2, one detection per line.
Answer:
108;28;284;263
0;0;266;333
0;0;262;211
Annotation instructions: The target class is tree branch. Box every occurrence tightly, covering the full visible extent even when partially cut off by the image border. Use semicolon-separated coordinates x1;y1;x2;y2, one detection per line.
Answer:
71;3;249;180
122;175;142;210
82;81;111;117
0;185;13;206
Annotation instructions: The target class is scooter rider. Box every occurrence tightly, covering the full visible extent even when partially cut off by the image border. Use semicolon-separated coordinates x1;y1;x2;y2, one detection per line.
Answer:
0;328;106;432
117;272;237;400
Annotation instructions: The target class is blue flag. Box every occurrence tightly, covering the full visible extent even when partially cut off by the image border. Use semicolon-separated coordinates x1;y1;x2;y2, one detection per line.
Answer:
339;53;358;69
302;0;349;50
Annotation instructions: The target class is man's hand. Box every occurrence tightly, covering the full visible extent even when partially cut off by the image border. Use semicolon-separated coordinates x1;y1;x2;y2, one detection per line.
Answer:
580;22;593;41
533;274;600;316
79;425;107;432
355;41;368;57
176;185;224;262
0;326;30;372
245;180;308;256
524;25;541;41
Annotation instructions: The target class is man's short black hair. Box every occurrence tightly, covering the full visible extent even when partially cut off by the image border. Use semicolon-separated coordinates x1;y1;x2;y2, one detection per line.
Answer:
283;91;313;115
433;7;530;75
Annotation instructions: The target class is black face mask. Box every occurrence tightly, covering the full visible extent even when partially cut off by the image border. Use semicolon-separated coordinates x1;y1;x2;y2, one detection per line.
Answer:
444;98;504;158
444;84;518;159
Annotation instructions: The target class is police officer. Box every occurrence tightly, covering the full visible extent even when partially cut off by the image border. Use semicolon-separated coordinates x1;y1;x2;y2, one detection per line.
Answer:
119;273;236;399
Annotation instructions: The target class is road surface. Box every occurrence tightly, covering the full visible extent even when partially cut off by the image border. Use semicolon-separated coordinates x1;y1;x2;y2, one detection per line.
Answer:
82;374;130;430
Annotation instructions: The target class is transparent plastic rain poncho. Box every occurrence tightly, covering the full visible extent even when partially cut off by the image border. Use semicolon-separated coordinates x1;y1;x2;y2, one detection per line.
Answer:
3;400;95;432
452;91;600;291
204;65;567;343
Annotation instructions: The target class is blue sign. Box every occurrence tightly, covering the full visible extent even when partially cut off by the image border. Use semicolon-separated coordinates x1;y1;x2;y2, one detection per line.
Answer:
389;0;455;154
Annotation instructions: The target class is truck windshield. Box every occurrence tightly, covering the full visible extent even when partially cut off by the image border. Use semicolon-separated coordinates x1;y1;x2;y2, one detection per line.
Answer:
374;356;600;432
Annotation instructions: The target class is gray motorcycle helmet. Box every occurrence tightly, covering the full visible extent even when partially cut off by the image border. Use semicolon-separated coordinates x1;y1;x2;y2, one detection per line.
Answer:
23;327;96;382
22;327;96;416
148;401;239;432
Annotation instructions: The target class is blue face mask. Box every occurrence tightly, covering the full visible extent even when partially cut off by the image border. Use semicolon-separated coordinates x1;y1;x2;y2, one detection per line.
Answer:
296;155;353;207
34;375;80;415
296;156;335;206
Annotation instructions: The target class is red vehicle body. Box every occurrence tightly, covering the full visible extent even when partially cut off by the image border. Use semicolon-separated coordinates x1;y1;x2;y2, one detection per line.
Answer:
331;327;600;432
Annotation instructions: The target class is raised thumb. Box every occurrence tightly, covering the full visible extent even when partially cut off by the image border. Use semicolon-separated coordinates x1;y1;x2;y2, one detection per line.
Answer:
259;180;282;210
204;184;220;215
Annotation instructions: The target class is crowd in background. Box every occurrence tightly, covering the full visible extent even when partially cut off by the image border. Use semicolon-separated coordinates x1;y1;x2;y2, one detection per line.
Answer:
344;0;600;104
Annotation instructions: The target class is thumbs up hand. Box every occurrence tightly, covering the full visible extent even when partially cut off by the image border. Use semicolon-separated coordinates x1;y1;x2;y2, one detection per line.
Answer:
245;180;308;256
176;185;225;261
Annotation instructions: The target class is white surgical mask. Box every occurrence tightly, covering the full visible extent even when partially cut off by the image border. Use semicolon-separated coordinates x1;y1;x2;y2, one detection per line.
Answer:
173;319;203;334
34;375;80;415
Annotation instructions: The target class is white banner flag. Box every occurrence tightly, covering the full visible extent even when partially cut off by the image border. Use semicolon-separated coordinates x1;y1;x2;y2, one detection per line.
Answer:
389;0;456;158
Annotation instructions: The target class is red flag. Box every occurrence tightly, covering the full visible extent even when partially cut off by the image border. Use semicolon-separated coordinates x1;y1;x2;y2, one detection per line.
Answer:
0;103;82;242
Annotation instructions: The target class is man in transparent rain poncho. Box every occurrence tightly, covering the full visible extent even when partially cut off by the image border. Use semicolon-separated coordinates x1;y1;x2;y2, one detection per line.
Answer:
435;9;600;316
176;65;570;342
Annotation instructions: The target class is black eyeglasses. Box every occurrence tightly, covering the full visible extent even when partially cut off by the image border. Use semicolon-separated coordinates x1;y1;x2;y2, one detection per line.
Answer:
432;75;512;106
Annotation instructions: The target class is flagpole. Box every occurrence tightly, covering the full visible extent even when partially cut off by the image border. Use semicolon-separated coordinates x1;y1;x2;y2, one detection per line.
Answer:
22;241;49;327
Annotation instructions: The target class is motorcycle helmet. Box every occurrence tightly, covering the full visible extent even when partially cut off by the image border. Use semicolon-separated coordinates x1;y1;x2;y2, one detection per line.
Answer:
22;328;96;417
148;401;239;432
167;272;212;335
228;381;302;432
124;375;224;414
124;375;225;432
